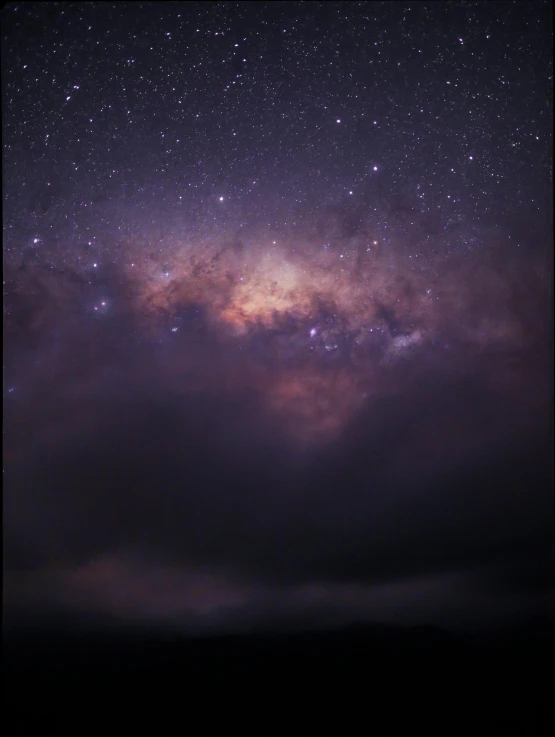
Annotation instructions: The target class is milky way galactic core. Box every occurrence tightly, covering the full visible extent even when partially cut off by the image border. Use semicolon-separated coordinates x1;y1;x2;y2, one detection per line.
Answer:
4;207;550;445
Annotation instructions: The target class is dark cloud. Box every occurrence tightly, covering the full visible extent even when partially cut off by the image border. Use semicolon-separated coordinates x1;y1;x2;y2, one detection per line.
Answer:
4;277;552;630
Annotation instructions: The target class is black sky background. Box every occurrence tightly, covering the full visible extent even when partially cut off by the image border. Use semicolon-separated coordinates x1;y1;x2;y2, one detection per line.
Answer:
2;1;554;637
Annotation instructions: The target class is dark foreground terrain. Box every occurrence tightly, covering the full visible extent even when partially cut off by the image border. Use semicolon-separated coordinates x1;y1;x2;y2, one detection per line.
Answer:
4;620;554;736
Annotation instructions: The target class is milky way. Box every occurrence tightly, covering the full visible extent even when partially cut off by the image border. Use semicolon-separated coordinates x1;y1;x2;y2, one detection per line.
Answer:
4;204;550;446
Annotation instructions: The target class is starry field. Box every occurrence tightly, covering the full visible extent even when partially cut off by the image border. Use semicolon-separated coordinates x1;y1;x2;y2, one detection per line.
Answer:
3;1;553;637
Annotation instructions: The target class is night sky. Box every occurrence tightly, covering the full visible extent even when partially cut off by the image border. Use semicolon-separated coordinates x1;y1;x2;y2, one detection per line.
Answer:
3;1;553;636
